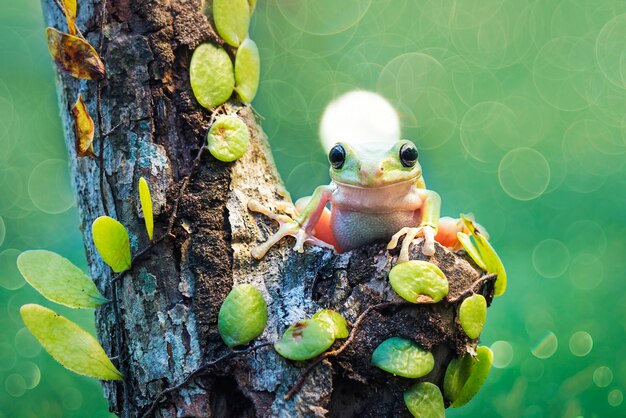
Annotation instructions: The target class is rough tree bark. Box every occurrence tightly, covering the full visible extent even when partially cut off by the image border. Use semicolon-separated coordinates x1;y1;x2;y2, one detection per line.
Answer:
43;0;495;417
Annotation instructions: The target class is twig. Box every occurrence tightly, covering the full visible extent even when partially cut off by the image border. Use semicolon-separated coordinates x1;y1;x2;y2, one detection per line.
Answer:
167;145;207;233
284;301;409;401
51;0;86;39
98;0;106;53
140;342;273;418
112;233;169;284
96;81;110;217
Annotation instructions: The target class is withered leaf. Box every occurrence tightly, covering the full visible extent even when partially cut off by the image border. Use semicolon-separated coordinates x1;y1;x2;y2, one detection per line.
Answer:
62;0;77;35
71;95;95;158
46;27;106;80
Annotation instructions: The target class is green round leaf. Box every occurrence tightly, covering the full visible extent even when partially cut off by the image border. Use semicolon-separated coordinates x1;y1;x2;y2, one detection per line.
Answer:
213;0;250;47
312;309;349;339
459;294;487;339
190;43;234;110
92;216;131;273
274;319;335;361
218;284;268;347
235;38;260;103
17;250;107;309
389;260;449;304
20;304;122;380
371;337;434;378
207;114;251;162
444;346;493;407
138;177;154;240
404;382;445;418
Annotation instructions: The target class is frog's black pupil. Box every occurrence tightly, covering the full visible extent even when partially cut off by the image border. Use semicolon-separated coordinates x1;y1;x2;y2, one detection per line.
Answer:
329;144;346;169
400;144;419;168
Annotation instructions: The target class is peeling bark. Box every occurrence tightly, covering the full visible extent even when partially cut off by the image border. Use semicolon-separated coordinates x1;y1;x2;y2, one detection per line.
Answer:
43;0;495;417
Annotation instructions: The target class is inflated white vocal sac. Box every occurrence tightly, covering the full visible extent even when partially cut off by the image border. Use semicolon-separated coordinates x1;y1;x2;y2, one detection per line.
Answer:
319;90;401;152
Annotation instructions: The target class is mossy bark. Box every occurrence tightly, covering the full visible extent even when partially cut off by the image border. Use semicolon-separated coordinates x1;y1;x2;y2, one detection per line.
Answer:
42;0;494;416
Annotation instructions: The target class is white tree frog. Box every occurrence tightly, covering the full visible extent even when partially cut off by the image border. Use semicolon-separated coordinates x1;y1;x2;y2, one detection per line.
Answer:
249;140;468;263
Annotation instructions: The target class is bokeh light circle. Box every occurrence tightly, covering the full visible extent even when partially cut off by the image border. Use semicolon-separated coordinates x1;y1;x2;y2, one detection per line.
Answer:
0;343;17;371
491;340;514;368
0;215;5;247
532;37;604;111
596;14;626;89
0;249;25;290
377;52;447;102
562;119;625;177
608;389;624;407
568;331;593;357
592;366;613;387
569;253;604;290
15;362;40;389
62;386;84;411
532;239;570;278
531;331;558;359
274;0;372;36
28;159;75;214
14;327;41;358
460;102;519;163
498;148;550;201
5;374;26;397
319;90;400;151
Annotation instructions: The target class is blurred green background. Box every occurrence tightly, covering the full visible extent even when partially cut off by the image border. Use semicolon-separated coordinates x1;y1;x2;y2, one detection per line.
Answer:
1;0;625;416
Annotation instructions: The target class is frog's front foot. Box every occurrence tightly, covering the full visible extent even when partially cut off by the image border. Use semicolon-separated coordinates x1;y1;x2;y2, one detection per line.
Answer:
387;225;436;263
248;199;334;259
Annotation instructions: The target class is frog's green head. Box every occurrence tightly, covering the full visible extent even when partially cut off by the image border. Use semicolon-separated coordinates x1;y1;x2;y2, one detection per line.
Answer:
328;140;422;187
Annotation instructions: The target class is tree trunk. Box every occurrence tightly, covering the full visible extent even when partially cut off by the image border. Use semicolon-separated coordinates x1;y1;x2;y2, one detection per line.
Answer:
42;0;494;417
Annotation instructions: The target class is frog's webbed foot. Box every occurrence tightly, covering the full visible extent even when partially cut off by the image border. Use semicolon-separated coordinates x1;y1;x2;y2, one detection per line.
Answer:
387;225;436;263
248;199;334;259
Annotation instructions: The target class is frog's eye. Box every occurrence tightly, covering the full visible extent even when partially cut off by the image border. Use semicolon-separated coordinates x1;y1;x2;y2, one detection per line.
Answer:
329;144;346;169
399;143;419;168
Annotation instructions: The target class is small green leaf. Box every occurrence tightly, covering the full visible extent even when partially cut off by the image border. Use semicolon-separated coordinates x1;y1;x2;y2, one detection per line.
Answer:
17;250;107;309
235;38;260;103
138;177;154;240
457;232;487;271
389;260;449;304
92;216;131;273
218;284;268;347
20;304;122;380
190;42;234;110
461;215;507;296
404;382;445;418
312;309;349;339
213;0;250;47
274;319;335;361
459;294;487;339
371;337;434;378
444;346;493;407
207;114;251;162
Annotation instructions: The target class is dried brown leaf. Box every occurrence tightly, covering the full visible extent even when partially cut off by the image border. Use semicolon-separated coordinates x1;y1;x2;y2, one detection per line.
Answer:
62;0;77;35
46;27;106;80
71;94;95;157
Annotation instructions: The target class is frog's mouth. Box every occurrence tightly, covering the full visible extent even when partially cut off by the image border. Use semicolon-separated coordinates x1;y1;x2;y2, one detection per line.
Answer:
333;176;421;189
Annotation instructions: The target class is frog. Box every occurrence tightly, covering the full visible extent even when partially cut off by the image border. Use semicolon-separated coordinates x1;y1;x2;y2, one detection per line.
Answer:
248;140;468;263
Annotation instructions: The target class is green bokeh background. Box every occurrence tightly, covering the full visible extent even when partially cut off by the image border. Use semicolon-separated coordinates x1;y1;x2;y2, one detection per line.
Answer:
1;0;626;416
